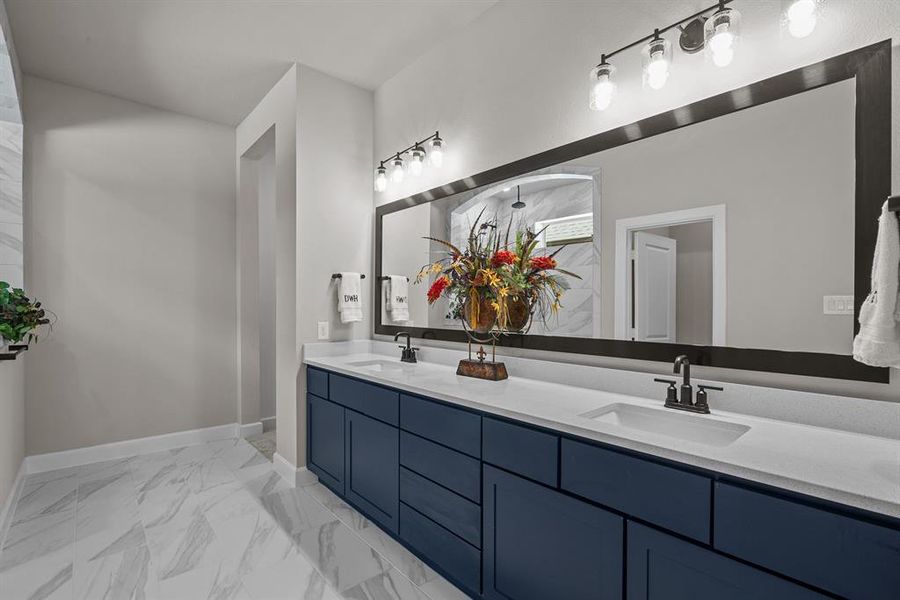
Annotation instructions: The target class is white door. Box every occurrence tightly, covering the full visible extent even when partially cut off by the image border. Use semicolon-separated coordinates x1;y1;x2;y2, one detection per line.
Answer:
633;231;676;343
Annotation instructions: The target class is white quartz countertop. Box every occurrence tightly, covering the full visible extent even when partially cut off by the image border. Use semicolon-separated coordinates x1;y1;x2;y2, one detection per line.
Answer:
304;345;900;520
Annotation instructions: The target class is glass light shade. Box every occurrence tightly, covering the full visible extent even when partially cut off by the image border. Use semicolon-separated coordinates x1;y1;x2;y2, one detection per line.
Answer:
390;156;404;184
785;0;818;38
704;7;740;68
409;146;425;176
374;165;387;192
429;136;444;168
589;62;616;111
642;37;672;91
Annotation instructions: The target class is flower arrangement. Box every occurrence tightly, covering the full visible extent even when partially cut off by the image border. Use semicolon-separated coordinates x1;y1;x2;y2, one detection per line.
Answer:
0;282;53;345
417;208;581;335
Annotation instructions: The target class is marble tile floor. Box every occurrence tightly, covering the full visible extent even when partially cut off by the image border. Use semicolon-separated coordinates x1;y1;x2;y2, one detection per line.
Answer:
0;437;469;600
246;430;277;463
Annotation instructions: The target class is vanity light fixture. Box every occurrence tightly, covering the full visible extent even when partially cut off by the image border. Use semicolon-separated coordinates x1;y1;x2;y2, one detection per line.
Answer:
589;58;616;111
409;145;426;176
374;163;388;192
373;131;445;192
643;31;672;90
429;134;444;168
785;0;818;38
390;154;405;184
705;2;740;67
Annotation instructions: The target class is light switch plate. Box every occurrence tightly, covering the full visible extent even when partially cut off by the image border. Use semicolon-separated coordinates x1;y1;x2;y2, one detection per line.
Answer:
823;295;854;315
317;321;330;340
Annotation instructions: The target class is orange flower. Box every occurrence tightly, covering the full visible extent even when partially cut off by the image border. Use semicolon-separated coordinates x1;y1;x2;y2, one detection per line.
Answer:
491;250;517;268
530;256;557;271
427;276;450;304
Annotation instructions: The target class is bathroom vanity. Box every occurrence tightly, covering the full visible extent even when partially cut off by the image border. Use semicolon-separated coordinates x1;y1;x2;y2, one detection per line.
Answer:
304;343;900;600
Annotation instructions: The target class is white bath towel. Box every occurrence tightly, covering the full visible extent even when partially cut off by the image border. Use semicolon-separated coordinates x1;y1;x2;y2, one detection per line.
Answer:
386;275;409;322
853;201;900;367
338;272;363;324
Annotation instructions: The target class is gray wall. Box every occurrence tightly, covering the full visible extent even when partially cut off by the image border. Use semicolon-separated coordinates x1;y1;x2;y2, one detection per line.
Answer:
24;76;237;454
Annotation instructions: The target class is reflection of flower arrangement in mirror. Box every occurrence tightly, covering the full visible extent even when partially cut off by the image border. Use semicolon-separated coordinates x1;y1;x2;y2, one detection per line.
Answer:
416;207;582;335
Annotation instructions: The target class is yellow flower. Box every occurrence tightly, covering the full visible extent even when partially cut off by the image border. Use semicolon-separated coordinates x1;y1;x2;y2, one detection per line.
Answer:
498;286;510;298
480;268;501;287
431;262;443;274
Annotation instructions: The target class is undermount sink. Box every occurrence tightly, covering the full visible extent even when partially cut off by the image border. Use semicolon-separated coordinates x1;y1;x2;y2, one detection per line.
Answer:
347;359;412;373
580;402;750;447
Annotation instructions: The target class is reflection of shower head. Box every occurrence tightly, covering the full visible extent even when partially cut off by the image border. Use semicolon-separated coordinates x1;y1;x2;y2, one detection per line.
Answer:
512;186;526;210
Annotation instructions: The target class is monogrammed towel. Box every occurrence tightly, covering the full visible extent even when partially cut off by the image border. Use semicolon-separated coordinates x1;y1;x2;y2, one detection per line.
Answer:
338;272;362;324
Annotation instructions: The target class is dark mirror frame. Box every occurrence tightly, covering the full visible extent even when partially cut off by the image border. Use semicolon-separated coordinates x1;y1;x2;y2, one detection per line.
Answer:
375;40;891;383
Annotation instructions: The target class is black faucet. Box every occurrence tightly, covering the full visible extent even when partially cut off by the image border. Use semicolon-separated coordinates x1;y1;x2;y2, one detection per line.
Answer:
653;355;721;414
673;354;692;405
394;332;418;363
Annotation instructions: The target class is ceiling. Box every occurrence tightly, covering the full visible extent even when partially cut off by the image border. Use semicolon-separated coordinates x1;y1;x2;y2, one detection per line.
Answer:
5;0;497;125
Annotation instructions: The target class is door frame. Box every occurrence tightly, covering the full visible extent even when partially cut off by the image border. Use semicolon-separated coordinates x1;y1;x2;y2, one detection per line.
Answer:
614;204;726;345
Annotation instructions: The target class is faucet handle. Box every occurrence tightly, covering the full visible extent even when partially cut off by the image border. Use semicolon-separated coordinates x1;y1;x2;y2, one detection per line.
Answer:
654;378;678;404
697;384;723;392
694;384;722;414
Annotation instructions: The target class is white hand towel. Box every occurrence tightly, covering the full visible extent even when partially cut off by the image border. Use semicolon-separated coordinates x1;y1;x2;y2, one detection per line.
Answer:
853;201;900;367
338;272;363;324
387;275;409;323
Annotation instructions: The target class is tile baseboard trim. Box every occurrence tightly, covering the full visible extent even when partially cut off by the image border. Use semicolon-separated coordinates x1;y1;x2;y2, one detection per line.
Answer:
25;423;240;474
238;421;264;438
0;458;26;549
273;452;319;488
260;416;276;432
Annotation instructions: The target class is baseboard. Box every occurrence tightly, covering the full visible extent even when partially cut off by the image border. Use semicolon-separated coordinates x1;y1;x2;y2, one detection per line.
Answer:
273;452;319;488
238;421;263;438
25;423;240;474
260;416;276;432
0;459;27;545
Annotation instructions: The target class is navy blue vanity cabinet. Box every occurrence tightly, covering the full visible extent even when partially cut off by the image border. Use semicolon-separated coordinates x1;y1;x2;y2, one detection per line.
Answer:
714;483;900;600
483;465;623;600
627;522;827;599
344;409;400;534
306;392;345;494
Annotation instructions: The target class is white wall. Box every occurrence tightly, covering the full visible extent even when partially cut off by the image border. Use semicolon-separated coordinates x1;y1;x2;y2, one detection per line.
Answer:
295;64;373;466
236;66;299;464
374;0;900;401
23;76;237;454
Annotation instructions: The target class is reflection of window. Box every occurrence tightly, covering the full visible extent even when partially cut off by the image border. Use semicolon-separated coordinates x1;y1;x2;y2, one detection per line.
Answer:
535;213;593;247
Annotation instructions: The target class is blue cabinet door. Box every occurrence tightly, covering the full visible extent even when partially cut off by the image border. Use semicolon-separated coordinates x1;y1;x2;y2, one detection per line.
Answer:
345;409;399;534
627;522;827;599
307;393;344;494
483;465;623;600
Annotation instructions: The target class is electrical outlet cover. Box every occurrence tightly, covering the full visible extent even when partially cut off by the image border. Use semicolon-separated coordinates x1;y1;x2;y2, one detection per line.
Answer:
317;321;330;340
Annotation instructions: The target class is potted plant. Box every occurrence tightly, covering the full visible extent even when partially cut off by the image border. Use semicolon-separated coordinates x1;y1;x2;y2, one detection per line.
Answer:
0;282;53;350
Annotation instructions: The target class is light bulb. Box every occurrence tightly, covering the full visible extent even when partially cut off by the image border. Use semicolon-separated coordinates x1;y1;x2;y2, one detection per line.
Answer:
642;36;671;91
647;53;669;90
374;165;387;192
409;146;425;176
787;0;817;38
589;62;616;111
704;7;740;68
390;156;404;184
429;135;444;168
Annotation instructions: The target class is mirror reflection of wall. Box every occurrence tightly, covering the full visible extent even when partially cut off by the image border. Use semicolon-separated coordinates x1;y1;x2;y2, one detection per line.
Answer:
380;77;856;355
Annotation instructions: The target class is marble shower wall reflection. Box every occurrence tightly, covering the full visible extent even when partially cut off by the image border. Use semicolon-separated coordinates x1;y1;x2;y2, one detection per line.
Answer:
0;120;22;287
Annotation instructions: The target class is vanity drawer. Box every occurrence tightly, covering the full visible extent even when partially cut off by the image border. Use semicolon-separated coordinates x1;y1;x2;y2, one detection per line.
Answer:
400;394;481;458
714;483;900;599
560;439;711;543
400;467;481;547
400;431;481;503
400;503;481;598
306;367;329;399
482;417;558;487
329;374;399;426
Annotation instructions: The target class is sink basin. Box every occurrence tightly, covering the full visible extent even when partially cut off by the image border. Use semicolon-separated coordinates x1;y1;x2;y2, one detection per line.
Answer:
580;403;750;447
347;359;412;373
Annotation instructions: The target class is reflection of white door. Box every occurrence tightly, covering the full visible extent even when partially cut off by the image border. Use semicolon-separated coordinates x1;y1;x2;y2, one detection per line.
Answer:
633;231;676;343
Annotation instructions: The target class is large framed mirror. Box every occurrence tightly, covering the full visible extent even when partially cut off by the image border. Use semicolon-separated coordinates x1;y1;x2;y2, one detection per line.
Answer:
375;41;891;383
